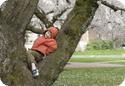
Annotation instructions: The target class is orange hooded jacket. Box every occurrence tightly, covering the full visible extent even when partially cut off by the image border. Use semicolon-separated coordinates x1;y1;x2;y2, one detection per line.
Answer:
31;27;58;56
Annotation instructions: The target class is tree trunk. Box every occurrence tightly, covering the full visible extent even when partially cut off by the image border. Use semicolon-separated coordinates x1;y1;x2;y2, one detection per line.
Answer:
0;0;98;86
36;0;98;85
0;0;39;86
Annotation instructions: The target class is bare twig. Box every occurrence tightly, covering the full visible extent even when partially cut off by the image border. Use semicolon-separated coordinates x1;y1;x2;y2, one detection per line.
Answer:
52;7;71;24
34;1;73;28
34;7;53;28
46;11;54;15
66;0;71;4
100;0;125;11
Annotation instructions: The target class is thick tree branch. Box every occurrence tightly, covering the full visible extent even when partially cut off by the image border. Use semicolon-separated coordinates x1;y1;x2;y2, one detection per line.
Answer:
100;0;125;11
0;0;40;85
37;0;98;85
1;0;38;28
26;25;44;34
34;7;52;28
0;0;99;85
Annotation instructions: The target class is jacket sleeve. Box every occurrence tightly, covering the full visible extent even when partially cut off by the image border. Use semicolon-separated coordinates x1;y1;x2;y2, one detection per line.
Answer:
43;39;57;50
32;36;46;48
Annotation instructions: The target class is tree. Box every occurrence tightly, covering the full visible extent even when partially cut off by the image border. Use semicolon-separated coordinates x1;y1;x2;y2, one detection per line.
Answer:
0;0;98;86
88;0;125;48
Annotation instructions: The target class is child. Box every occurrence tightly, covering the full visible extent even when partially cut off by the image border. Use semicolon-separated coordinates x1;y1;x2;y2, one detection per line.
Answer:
27;26;58;77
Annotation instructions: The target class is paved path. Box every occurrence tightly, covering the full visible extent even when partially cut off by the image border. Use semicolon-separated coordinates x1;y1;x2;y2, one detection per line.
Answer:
65;62;125;68
72;55;125;58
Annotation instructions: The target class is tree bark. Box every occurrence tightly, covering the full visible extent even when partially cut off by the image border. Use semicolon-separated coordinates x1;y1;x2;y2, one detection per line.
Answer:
0;0;98;86
0;0;39;86
36;0;98;85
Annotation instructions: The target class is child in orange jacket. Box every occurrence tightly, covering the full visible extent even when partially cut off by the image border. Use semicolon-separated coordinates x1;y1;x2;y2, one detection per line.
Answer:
27;27;58;77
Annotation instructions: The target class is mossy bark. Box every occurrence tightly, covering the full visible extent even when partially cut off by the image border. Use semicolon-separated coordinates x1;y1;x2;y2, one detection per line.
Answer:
36;0;98;85
0;0;39;86
0;0;98;86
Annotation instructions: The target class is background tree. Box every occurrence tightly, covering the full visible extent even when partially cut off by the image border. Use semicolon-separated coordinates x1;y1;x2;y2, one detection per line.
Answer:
0;0;98;86
88;0;125;48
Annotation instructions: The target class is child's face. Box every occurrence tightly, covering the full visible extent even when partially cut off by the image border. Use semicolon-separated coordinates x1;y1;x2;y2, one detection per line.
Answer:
45;31;51;38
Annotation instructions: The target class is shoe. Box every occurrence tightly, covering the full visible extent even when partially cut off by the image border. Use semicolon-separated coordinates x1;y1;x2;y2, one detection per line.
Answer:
31;63;39;77
32;69;39;77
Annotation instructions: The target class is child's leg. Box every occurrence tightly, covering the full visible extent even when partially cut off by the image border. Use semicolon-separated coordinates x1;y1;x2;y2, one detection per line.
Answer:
27;50;36;64
27;50;39;77
27;50;44;66
27;50;44;77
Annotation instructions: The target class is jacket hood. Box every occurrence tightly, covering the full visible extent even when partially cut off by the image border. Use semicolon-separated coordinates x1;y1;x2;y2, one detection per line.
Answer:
48;27;58;38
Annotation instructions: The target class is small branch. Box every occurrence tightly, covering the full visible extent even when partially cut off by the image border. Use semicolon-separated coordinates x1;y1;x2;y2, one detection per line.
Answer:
56;0;59;5
52;7;71;24
66;0;71;4
26;24;44;34
46;11;54;15
34;7;53;28
100;0;125;11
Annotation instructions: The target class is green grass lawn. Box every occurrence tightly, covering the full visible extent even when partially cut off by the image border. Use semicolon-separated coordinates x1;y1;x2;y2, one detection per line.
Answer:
108;61;125;65
73;49;125;55
53;68;125;86
69;57;125;63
